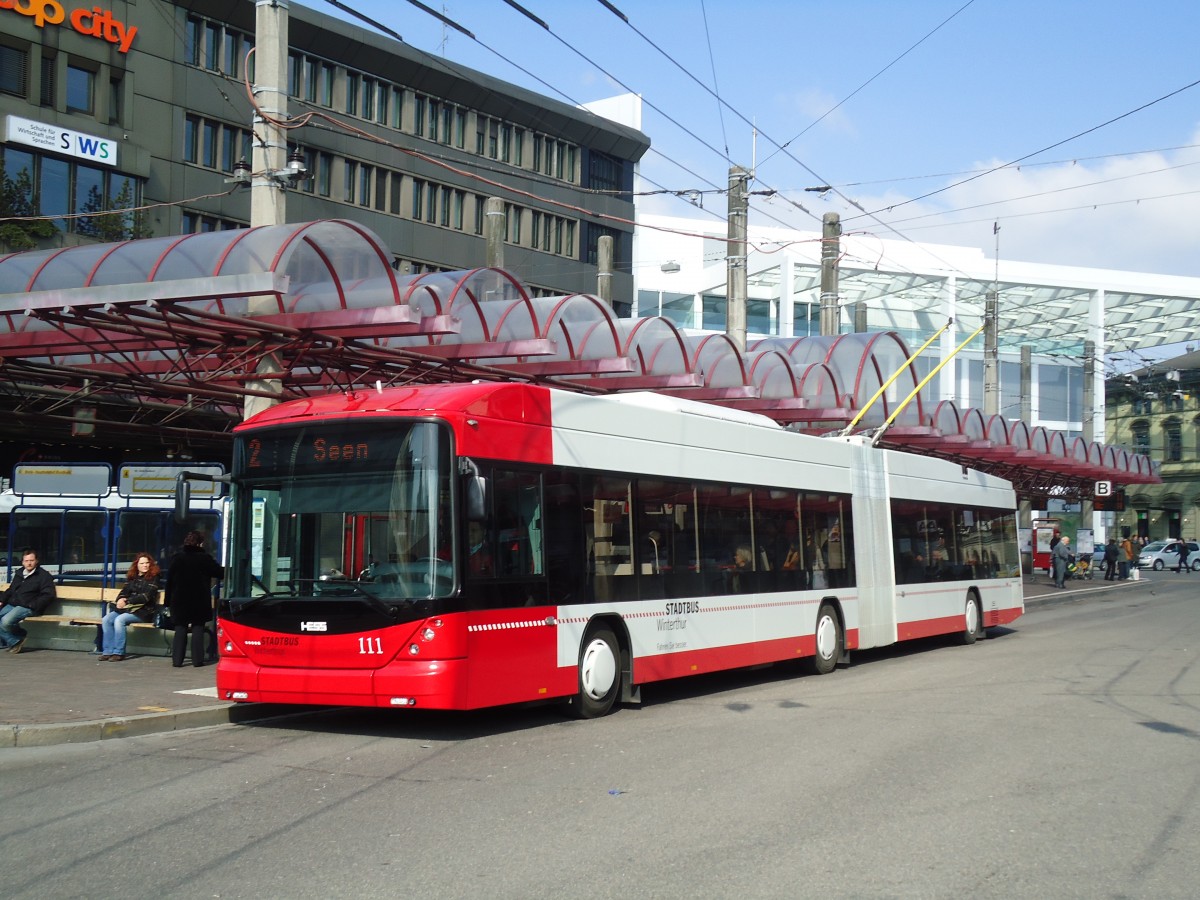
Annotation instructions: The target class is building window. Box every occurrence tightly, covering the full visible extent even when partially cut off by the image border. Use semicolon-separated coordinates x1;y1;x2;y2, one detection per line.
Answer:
343;160;357;203
182;211;243;233
66;64;94;114
303;57;318;103
345;73;359;116
201;121;217;168
320;63;335;107
474;194;485;234
204;22;221;71
108;76;122;125
392;89;403;127
588;152;623;193
413;95;426;137
1165;423;1182;462
362;77;375;120
316;152;332;197
375;83;389;125
452;190;464;229
1132;423;1150;456
455;108;467;148
0;44;28;98
412;179;425;220
39;54;55;107
225;31;243;79
184;17;201;66
359;164;373;207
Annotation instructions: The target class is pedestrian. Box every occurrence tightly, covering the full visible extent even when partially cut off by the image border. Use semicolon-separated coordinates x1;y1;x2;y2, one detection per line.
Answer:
1174;540;1191;574
0;548;56;653
1103;537;1120;581
1119;535;1134;580
1051;535;1073;589
164;531;222;668
100;552;161;661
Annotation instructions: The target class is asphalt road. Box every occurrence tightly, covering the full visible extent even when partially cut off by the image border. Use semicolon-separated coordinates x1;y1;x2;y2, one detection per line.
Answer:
3;576;1198;899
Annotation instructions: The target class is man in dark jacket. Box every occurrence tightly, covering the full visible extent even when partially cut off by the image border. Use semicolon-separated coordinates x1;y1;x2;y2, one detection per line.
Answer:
0;548;57;653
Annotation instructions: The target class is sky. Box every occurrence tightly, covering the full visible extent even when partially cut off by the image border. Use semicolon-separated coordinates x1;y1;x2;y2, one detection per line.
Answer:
316;0;1200;279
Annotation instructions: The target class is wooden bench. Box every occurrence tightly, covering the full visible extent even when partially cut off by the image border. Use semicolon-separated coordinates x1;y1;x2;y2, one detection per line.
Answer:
2;583;165;654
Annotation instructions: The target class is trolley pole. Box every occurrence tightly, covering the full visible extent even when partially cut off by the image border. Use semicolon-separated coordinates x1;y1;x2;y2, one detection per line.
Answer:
819;213;841;336
726;166;749;352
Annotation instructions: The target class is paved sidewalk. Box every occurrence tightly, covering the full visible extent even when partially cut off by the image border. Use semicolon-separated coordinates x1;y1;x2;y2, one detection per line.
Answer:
0;650;289;748
1;574;1146;749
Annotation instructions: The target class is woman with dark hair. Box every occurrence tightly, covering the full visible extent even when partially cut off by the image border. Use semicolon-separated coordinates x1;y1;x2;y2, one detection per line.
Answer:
100;552;161;661
164;531;222;667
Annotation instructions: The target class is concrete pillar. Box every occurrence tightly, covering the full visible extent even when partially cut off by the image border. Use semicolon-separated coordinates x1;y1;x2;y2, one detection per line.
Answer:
726;166;749;351
819;213;840;336
597;235;613;307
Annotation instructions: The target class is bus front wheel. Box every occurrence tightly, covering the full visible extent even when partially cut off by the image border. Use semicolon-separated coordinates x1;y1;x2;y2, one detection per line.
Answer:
573;626;621;718
961;594;984;644
805;602;842;676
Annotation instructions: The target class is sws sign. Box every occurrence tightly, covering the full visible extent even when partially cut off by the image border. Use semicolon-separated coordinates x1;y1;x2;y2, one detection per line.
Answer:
5;115;118;166
0;0;138;54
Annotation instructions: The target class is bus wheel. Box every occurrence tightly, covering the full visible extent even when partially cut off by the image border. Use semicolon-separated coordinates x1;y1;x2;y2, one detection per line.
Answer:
574;626;621;718
805;603;842;676
961;594;984;645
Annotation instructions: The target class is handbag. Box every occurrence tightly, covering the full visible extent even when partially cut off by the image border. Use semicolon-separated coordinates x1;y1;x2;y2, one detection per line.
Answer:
153;609;174;630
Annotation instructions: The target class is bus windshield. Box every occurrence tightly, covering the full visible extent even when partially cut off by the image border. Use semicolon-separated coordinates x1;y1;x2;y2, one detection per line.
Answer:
226;420;454;610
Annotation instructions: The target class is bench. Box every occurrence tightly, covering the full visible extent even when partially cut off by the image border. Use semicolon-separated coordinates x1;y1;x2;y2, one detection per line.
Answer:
1;583;167;654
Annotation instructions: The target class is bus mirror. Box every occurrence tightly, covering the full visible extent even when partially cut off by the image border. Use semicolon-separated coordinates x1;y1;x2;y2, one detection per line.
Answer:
462;462;487;522
173;474;191;524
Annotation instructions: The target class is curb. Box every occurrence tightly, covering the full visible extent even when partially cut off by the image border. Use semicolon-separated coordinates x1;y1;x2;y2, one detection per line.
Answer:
2;702;299;749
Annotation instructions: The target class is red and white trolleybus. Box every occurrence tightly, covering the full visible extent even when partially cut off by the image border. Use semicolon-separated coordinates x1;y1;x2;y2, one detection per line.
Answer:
215;382;1023;716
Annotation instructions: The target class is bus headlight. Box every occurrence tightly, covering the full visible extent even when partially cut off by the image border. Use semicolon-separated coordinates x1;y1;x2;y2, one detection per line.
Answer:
421;627;436;642
408;643;420;656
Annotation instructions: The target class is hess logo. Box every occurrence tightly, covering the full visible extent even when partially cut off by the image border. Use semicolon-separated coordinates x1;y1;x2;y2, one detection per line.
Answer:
300;621;328;632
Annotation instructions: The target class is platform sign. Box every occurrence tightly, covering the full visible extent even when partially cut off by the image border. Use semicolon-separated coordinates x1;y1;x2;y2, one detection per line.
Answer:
1095;480;1113;498
13;463;112;496
117;463;225;498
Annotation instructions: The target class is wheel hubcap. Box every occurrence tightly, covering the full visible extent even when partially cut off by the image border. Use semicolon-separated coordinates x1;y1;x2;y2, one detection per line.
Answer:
815;614;837;660
965;599;979;634
580;638;617;700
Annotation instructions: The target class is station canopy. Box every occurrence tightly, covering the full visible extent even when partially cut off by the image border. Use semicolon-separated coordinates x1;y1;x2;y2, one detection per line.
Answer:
0;220;1157;499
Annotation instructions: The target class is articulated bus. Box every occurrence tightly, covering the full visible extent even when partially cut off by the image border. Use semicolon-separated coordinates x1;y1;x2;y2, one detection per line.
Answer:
216;382;1023;716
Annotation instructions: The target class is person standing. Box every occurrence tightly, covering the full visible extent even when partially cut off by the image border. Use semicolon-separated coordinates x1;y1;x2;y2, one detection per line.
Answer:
1103;538;1120;581
0;548;56;653
1175;540;1191;574
100;552;161;661
164;531;222;668
1119;535;1134;580
1052;535;1073;589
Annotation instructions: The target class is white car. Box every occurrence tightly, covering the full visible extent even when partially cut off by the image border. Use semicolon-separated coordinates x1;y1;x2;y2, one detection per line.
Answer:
1137;540;1200;571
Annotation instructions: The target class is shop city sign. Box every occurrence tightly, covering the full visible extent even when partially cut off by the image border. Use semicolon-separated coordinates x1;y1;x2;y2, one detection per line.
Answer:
0;0;138;54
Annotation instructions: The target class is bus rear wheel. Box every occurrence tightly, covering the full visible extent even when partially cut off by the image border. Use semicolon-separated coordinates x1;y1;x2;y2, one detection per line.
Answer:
573;626;621;718
805;602;842;675
961;594;984;644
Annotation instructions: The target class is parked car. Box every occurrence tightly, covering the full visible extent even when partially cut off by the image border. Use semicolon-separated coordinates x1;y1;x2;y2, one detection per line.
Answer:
1137;540;1200;571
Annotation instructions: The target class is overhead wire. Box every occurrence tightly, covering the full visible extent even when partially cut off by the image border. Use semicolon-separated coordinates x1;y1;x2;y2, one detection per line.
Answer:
849;75;1200;222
